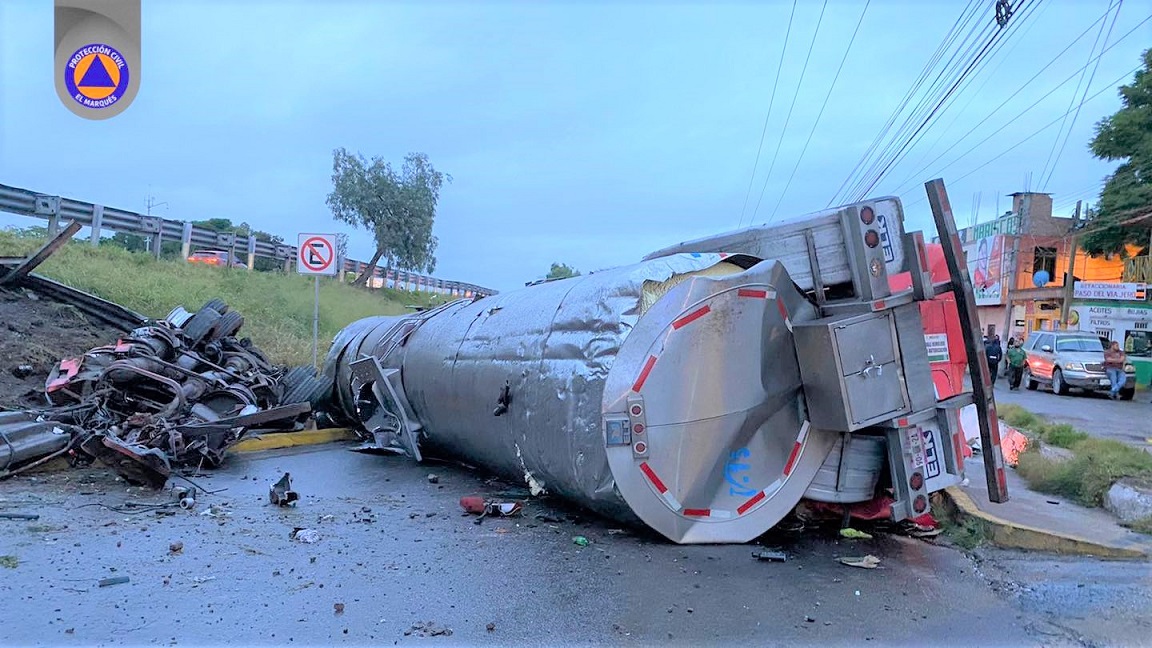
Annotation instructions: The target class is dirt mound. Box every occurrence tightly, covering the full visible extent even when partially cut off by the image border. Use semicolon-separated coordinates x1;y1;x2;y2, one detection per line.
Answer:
0;288;123;410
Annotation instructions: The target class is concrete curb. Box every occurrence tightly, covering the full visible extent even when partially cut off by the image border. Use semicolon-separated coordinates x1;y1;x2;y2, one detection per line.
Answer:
231;428;357;453
942;486;1148;559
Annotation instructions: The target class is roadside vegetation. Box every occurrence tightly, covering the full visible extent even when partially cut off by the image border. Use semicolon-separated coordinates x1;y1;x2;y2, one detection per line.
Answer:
0;228;441;366
998;403;1152;509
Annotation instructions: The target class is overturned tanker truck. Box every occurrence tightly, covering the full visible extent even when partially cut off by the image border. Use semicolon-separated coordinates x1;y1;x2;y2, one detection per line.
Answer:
323;182;1002;544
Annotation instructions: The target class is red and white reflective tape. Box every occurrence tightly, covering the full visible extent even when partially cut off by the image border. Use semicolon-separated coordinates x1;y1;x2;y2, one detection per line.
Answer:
639;461;681;510
783;420;811;476
775;297;793;332
631;355;658;393
682;508;733;520
672;305;711;330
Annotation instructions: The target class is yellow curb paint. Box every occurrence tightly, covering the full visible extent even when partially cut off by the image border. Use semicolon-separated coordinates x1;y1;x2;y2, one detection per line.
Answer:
944;487;1147;559
231;428;356;453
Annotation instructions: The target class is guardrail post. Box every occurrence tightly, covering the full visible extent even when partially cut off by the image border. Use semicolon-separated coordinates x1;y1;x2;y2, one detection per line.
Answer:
90;205;104;247
181;222;193;261
246;235;256;272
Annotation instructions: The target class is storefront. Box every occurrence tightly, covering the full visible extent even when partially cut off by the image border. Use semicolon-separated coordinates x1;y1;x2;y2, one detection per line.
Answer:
1068;296;1152;386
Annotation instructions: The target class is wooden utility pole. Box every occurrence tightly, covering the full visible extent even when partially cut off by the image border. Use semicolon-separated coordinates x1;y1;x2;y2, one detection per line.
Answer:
1060;201;1082;329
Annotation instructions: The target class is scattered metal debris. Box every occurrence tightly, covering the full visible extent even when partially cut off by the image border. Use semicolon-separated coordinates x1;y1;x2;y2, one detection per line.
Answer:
169;541;184;555
459;496;523;518
839;555;881;569
98;575;130;587
404;621;453;637
290;527;320;544
269;473;299;506
0;512;39;521
753;549;788;562
333;603;345;616
426;473;439;484
0;299;331;488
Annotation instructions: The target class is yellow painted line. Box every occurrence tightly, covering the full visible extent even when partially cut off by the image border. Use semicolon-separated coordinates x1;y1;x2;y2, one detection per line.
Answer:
231;428;357;453
944;486;1147;559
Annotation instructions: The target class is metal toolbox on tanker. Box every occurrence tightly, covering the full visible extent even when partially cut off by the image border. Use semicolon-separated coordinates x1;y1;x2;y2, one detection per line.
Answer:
792;310;912;431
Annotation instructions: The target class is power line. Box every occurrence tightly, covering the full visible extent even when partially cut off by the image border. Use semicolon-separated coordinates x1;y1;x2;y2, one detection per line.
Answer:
887;0;1119;196
1038;0;1123;190
827;0;985;208
853;0;1036;201
766;0;870;224
736;0;798;228
889;11;1151;197
834;0;991;206
902;64;1140;208
749;0;830;225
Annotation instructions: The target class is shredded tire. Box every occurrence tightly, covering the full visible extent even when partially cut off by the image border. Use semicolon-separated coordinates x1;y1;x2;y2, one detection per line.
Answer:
212;311;245;341
182;308;222;346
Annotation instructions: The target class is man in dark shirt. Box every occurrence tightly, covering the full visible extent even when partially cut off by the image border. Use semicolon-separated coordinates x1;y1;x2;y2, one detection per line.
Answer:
984;335;1003;385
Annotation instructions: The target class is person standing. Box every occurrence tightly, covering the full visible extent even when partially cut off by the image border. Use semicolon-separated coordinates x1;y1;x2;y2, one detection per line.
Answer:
1103;340;1127;400
1005;338;1026;390
984;334;1003;385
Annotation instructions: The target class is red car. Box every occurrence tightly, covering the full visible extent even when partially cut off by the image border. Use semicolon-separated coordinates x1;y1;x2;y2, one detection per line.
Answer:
187;249;247;268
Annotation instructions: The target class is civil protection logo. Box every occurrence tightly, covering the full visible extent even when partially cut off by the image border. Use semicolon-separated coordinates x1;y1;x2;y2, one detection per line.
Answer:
63;44;130;109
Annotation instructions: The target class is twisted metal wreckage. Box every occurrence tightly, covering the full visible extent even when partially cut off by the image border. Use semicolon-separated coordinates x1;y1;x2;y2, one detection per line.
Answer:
0;299;330;486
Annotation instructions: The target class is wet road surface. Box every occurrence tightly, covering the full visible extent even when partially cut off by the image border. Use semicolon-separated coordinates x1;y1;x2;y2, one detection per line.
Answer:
0;443;1132;646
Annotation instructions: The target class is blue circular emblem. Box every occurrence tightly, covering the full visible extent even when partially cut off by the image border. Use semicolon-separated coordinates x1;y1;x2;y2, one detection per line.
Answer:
64;43;130;109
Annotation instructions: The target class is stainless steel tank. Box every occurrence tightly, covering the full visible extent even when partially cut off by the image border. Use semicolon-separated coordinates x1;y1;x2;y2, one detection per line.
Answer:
325;253;838;543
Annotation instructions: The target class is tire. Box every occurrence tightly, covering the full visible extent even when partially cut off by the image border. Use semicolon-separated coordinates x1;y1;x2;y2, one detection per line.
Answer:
1119;387;1135;401
211;311;245;340
1052;368;1068;396
182;308;222;346
280;366;319;405
202;298;229;315
1024;367;1038;391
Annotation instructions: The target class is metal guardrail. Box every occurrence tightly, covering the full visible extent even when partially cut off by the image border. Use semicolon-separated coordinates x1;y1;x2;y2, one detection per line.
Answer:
0;183;495;298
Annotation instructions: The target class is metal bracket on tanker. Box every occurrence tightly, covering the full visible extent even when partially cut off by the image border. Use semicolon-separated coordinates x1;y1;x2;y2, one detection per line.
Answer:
320;180;1004;544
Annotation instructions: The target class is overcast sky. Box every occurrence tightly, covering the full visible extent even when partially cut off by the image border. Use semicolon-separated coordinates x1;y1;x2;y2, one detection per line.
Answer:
1;1;1148;291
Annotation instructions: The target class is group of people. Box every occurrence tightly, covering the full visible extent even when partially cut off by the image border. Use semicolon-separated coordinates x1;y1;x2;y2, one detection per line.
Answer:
982;333;1028;391
982;332;1131;399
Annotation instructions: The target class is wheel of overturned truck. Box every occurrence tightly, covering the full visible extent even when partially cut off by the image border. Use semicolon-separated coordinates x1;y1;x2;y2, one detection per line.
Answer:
1024;367;1038;390
1052;367;1068;395
211;311;245;341
182;308;222;346
201;298;230;315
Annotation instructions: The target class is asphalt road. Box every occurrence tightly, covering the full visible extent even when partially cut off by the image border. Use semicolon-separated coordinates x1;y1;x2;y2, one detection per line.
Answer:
0;444;1144;647
991;377;1152;448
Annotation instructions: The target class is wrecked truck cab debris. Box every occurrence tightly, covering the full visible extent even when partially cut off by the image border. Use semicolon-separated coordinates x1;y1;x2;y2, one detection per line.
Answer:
325;190;986;544
1;299;321;487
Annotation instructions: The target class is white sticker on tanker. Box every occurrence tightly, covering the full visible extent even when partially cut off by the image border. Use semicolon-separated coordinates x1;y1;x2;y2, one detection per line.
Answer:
924;334;949;363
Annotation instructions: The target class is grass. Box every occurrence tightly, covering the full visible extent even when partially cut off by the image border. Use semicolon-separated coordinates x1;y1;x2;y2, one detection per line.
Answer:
0;555;17;568
0;229;442;366
998;402;1152;507
940;515;990;550
1125;516;1152;535
997;403;1088;449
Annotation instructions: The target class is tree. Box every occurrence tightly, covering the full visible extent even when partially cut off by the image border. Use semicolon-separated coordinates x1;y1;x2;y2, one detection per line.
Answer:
326;149;447;288
1080;49;1152;257
546;262;580;280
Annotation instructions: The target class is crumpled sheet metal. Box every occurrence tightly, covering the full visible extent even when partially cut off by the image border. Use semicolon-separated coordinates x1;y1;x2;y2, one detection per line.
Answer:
326;253;787;524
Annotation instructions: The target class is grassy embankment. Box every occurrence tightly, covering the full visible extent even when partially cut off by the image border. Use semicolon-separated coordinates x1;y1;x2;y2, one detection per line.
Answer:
0;230;442;366
998;403;1152;532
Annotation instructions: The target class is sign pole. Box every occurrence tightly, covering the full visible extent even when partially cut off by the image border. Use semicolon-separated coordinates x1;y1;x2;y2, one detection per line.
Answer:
296;233;339;368
313;275;320;368
1060;201;1082;329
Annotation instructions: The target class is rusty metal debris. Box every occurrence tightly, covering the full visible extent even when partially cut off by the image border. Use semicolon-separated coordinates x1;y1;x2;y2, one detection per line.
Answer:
0;299;331;488
269;472;299;506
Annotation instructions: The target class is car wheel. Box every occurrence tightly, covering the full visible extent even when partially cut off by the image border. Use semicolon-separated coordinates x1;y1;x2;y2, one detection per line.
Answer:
1024;367;1038;391
1119;387;1135;401
1052;368;1068;395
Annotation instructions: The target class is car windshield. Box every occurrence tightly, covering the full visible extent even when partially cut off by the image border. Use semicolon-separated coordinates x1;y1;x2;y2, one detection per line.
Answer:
1056;337;1104;352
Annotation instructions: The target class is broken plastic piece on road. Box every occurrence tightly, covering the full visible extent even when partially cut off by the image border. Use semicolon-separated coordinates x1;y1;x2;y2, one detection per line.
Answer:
98;576;130;587
269;473;299;506
334;603;345;616
839;528;873;540
405;621;453;637
839;555;881;569
291;528;320;543
168;541;183;555
459;496;524;518
753;549;787;562
486;622;496;633
573;535;590;547
426;474;440;484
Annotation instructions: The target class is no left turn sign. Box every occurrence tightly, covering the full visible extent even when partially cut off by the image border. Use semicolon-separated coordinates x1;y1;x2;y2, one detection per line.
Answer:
297;233;338;276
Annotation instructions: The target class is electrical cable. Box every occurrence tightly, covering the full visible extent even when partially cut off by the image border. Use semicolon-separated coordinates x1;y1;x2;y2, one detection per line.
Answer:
749;0;830;225
766;0;870;224
736;0;798;228
1038;0;1124;190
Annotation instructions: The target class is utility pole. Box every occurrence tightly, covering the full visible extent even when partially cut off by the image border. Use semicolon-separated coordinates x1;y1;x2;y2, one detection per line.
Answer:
1060;201;1082;329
